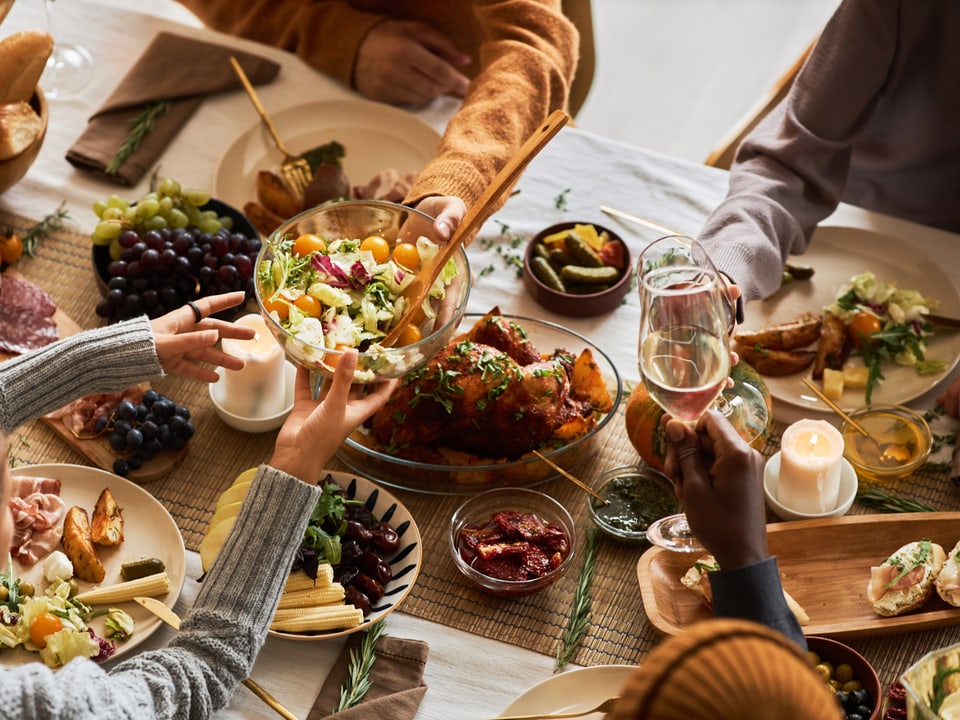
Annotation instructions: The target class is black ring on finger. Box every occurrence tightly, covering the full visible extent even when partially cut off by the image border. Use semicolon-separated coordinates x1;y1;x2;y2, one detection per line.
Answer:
186;300;203;324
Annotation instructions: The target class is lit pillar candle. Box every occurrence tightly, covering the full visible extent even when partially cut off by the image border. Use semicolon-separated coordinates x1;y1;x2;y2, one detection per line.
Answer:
777;419;843;514
220;314;287;418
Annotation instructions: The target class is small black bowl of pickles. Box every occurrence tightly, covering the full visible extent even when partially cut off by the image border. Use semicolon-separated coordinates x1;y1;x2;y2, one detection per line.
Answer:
523;221;632;317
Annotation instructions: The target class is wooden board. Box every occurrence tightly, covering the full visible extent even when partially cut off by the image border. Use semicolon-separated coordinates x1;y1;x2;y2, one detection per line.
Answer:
636;512;960;639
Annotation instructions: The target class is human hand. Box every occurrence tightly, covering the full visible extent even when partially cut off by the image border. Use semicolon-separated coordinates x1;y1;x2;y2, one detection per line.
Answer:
151;292;256;383
413;195;467;243
269;351;396;483
938;375;960;418
355;19;471;106
663;410;768;569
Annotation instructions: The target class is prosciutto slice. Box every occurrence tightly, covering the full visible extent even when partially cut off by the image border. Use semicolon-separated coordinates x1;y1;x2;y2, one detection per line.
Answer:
46;387;144;436
866;563;926;604
0;273;59;355
11;475;62;498
10;491;66;565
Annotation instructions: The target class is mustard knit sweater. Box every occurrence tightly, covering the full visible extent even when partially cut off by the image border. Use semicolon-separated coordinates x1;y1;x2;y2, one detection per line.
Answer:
178;0;579;219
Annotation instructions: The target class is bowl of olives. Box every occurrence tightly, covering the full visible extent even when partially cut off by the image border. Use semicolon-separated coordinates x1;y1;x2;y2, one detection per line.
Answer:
806;636;881;720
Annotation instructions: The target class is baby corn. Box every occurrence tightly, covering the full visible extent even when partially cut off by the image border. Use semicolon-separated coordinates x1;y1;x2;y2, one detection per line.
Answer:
283;565;334;594
270;604;364;633
277;583;345;610
74;571;170;605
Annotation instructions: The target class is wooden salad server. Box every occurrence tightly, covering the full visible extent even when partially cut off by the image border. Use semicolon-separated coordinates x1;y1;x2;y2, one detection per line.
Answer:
381;108;571;347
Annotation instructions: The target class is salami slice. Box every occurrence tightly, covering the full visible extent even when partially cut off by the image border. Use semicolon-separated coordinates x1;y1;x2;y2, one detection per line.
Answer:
0;272;59;355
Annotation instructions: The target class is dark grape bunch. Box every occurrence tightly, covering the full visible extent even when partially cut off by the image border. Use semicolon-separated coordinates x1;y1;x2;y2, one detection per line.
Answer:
95;225;261;323
97;389;195;477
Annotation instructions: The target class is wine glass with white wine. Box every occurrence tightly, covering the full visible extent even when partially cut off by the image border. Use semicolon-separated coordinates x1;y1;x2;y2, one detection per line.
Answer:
40;0;94;99
636;235;738;552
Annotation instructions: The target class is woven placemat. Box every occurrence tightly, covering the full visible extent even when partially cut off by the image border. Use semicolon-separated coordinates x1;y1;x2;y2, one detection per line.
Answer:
4;209;959;688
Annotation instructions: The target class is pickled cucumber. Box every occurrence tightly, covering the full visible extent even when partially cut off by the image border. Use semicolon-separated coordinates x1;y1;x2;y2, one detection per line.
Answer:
530;256;566;292
564;232;604;268
560;264;620;285
121;558;166;581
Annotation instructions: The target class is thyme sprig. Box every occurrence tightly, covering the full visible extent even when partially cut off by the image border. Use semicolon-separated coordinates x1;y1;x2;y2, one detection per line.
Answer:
22;202;70;256
337;619;387;711
106;100;170;175
856;485;936;513
554;526;598;671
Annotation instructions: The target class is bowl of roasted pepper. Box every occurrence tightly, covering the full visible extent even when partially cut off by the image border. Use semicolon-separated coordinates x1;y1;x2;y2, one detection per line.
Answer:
523;221;632;318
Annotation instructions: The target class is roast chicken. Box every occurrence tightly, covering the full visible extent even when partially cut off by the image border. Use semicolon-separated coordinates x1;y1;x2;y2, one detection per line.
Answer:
370;310;611;460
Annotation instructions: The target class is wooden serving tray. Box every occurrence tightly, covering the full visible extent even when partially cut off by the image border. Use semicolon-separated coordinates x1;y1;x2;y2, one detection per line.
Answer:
637;512;960;639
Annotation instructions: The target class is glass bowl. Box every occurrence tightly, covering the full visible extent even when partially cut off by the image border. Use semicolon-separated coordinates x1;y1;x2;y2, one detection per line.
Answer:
839;404;932;482
901;641;960;720
522;221;632;318
586;464;679;544
336;313;623;494
448;487;575;598
254;200;470;384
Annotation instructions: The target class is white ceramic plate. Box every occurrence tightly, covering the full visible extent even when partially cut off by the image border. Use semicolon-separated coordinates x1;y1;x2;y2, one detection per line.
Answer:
269;470;421;640
213;98;441;210
498;665;635;718
741;226;960;411
2;464;186;667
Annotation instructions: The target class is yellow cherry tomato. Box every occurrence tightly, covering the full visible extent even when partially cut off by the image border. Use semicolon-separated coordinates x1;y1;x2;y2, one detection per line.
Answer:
392;242;420;270
396;324;423;346
848;312;882;349
360;235;390;263
29;612;63;648
262;294;290;320
292;233;327;257
294;293;322;318
0;234;24;264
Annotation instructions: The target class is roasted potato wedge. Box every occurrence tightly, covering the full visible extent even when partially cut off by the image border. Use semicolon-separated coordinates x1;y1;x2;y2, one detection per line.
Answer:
243;200;285;237
256;169;302;219
812;313;847;379
735;343;816;376
90;487;123;546
734;311;822;350
570;348;613;412
62;506;105;583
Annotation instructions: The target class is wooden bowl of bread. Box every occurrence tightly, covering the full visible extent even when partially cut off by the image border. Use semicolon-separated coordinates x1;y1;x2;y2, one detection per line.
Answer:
0;30;53;195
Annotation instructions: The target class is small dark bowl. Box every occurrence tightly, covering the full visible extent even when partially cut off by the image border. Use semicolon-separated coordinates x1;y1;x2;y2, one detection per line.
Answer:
92;198;259;296
806;636;882;720
522;221;632;317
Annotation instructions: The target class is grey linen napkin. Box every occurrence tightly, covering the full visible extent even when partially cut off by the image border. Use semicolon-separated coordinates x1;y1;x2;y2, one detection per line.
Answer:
66;31;280;186
307;635;429;720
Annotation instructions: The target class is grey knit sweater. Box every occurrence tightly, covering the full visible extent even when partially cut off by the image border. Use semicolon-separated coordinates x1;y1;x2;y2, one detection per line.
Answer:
1;316;321;719
699;0;960;301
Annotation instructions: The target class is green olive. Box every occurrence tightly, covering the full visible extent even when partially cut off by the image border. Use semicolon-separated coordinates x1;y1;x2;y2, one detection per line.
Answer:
0;585;8;602
814;662;833;682
806;651;821;667
841;680;863;693
834;663;854;684
828;679;842;692
18;581;35;597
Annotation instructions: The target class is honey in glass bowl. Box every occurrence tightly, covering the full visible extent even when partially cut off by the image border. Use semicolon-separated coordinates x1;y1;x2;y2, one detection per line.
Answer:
840;404;931;482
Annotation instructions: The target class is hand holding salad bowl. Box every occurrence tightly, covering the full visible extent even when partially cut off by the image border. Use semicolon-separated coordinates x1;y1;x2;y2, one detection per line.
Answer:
255;200;471;384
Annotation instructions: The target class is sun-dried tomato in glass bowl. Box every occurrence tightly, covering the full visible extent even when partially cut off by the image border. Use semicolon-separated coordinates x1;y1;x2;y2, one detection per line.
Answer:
448;487;575;597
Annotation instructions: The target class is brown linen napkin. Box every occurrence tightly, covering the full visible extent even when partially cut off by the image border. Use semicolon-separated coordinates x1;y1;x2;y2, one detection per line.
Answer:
66;31;280;186
307;635;429;720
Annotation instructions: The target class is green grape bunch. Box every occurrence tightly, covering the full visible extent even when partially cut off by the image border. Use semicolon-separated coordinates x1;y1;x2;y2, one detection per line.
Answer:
90;178;262;323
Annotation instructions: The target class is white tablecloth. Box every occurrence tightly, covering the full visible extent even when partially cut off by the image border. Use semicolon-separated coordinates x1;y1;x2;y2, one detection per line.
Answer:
3;2;959;718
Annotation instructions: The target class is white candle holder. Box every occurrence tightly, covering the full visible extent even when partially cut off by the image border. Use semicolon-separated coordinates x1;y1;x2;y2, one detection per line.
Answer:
209;362;296;433
763;452;858;521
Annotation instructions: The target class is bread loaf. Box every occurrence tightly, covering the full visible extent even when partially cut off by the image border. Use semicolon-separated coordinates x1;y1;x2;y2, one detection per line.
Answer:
936;540;960;607
867;539;946;617
0;101;42;160
0;30;53;103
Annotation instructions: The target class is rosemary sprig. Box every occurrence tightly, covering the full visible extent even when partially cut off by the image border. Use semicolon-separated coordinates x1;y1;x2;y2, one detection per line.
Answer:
554;526;598;671
929;662;960;713
856;485;936;513
21;202;70;257
106;100;170;175
336;619;386;712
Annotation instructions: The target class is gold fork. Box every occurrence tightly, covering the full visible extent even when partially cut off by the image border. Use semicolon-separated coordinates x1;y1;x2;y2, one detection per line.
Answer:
229;56;312;197
486;696;619;720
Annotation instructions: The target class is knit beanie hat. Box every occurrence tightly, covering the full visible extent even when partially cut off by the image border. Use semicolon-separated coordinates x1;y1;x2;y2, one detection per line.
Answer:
606;619;842;720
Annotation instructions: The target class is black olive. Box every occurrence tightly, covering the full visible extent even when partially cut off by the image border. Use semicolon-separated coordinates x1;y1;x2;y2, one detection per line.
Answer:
340;540;363;564
358;550;393;585
855;706;873;717
369;521;400;553
846;714;863;720
351;571;384;601
345;504;375;527
334;565;359;586
343;520;372;544
853;688;871;706
343;586;372;616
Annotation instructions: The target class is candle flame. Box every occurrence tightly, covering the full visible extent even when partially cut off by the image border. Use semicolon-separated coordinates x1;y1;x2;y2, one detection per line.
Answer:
810;433;819;448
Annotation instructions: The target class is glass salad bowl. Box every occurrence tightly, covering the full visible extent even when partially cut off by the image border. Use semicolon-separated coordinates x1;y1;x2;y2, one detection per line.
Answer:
254;200;471;383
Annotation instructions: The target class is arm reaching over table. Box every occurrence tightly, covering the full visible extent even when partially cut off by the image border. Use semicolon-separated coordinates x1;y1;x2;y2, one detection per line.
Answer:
0;351;394;719
664;411;806;648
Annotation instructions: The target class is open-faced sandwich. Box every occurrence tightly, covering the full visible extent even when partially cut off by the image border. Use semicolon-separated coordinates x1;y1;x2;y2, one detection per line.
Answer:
935;539;960;607
867;539;946;617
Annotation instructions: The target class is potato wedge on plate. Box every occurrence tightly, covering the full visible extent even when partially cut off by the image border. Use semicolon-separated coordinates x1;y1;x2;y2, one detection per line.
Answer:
735;343;816;376
734;311;822;350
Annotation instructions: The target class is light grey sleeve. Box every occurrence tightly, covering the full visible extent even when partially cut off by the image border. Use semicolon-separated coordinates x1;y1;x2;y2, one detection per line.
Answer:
0;316;162;432
697;0;899;301
0;468;320;720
